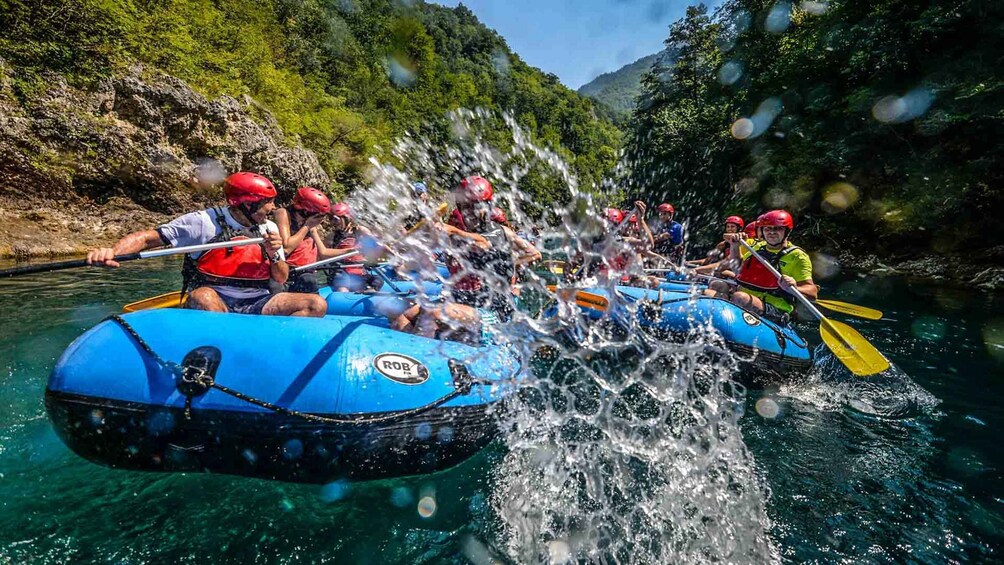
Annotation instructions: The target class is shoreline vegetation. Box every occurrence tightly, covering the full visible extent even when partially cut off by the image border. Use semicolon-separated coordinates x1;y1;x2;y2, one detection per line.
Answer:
0;0;1001;290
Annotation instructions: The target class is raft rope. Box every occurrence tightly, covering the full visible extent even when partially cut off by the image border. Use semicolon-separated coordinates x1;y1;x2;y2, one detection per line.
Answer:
107;315;494;425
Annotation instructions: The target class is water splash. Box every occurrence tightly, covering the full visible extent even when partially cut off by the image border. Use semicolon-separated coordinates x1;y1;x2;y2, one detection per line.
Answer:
349;108;777;561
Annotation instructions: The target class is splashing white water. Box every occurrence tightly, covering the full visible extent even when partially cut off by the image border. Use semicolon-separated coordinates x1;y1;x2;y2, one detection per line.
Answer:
350;108;777;562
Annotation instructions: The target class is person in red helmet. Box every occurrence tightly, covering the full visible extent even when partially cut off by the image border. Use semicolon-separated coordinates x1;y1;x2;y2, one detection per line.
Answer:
86;172;327;317
570;202;654;285
743;219;760;240
705;209;817;323
490;206;509;227
393;176;539;343
692;215;745;271
652;202;685;264
312;202;382;292
274;186;331;293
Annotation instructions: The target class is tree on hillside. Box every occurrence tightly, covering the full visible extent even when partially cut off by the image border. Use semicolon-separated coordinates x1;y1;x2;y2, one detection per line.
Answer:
629;0;1004;254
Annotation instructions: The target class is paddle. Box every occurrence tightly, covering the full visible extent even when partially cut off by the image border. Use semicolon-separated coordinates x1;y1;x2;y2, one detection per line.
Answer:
0;238;266;278
293;203;449;274
643;270;883;320
738;239;889;377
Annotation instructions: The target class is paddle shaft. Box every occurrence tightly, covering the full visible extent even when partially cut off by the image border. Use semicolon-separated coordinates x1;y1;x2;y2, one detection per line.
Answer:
293;204;448;274
0;238;264;278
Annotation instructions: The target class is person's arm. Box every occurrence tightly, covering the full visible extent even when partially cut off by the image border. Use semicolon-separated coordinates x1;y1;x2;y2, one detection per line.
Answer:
86;230;167;267
633;201;654;248
255;224;288;284
504;226;542;266
438;222;490;250
276;209;319;256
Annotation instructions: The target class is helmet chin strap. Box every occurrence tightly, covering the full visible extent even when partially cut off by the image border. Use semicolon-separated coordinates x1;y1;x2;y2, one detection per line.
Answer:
234;201;267;229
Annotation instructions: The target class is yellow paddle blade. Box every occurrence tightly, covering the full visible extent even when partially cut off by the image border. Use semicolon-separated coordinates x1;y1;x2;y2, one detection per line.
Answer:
122;291;185;313
540;260;567;275
546;285;610;311
820;318;890;377
816;299;883;320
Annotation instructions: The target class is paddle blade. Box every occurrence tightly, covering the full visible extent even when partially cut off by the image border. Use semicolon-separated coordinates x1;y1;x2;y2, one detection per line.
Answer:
816;299;883;320
123;291;185;312
819;318;890;377
546;285;610;312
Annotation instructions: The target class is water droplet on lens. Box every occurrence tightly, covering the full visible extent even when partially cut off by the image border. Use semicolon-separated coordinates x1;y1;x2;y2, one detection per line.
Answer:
417;495;437;518
731;118;755;139
320;479;351;503
390;486;413;507
282;439;304;460
821;182;859;214
765;2;792;33
717;61;743;85
755;397;781;419
147;411;175;437
982;320;1004;362
800;0;828;15
873;96;907;123
415;422;433;440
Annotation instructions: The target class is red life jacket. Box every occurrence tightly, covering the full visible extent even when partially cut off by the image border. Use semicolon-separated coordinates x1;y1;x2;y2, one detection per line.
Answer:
331;230;365;276
286;235;317;267
736;242;802;298
446;209;482;291
284;210;318;267
188;208;271;289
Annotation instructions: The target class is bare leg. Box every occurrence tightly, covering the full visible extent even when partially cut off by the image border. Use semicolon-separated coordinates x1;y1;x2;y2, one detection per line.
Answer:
390;303;422;332
704;279;733;299
186;287;229;312
730;291;765;314
262;292;327;317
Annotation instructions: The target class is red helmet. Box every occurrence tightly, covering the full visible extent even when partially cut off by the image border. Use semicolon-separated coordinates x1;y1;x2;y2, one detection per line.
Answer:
331;202;352;218
725;215;745;229
626;211;638;224
743;220;759;239
223;172;276;206
490;206;507;224
759;209;794;230
292;187;331;215
604;208;625;224
657;203;675;214
455;176;494;204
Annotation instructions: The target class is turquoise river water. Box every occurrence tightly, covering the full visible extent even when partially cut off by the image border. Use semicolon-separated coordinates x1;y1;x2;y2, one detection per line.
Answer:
0;258;1001;562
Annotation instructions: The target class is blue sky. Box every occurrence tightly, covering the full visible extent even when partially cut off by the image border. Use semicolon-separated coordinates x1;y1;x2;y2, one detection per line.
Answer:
434;0;722;89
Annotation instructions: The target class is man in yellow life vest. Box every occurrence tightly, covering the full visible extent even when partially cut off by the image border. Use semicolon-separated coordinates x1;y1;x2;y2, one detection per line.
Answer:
705;209;817;323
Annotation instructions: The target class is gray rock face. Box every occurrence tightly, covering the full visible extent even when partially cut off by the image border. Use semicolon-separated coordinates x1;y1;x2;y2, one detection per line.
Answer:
0;62;330;214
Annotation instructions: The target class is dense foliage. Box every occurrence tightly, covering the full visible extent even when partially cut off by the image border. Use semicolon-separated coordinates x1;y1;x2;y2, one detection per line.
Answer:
0;0;621;209
578;50;675;125
629;1;1004;254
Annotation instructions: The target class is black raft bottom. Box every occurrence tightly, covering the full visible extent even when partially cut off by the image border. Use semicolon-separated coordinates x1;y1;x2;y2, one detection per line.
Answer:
45;390;502;484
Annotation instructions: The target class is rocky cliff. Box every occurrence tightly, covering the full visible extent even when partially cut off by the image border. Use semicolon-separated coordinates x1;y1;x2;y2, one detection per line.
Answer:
0;62;329;258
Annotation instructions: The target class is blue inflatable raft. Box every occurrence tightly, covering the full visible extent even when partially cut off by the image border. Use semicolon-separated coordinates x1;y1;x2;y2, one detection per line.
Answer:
552;285;812;381
46;309;520;483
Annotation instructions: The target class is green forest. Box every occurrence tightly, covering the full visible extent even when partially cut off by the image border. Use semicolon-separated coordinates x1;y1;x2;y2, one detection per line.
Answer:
629;1;1004;254
1;0;1001;256
0;0;621;207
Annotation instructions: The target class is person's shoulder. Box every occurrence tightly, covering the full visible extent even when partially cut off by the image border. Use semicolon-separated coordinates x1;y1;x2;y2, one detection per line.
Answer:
161;208;214;228
788;245;811;261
